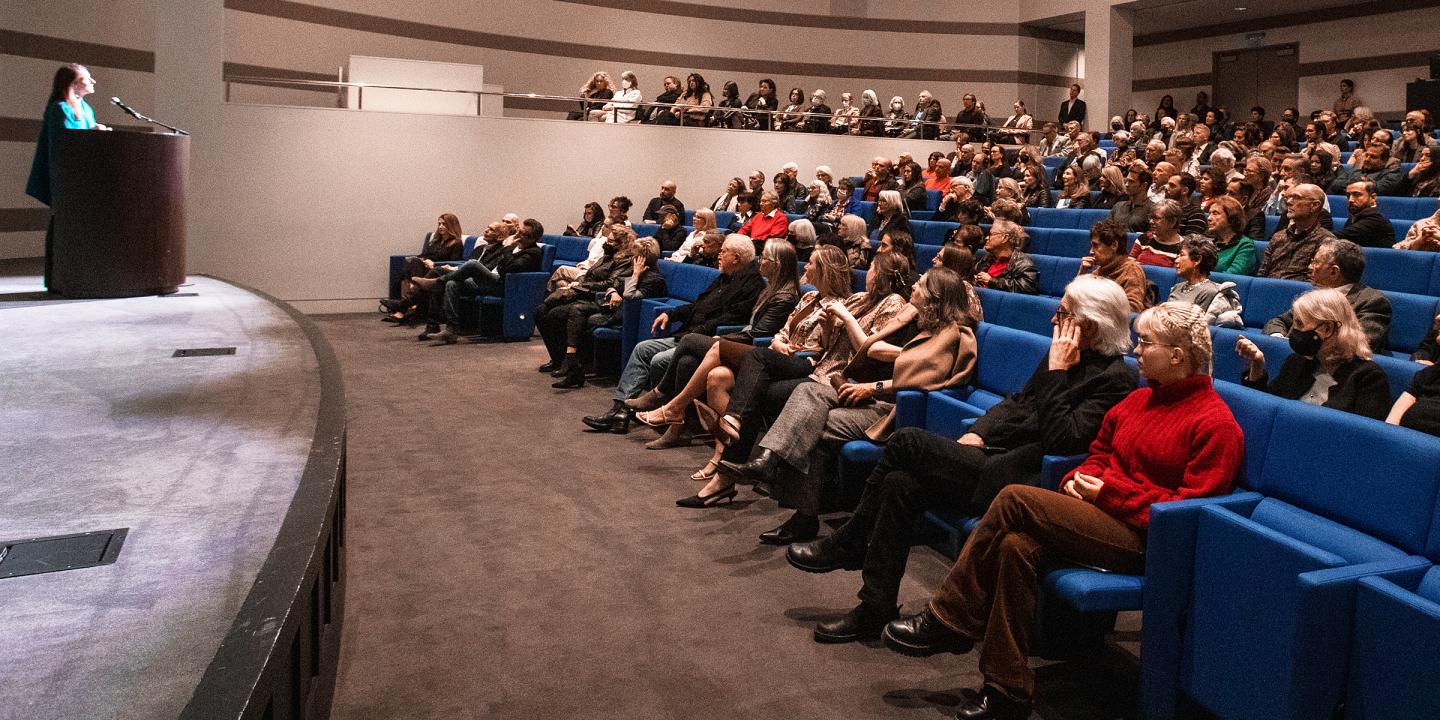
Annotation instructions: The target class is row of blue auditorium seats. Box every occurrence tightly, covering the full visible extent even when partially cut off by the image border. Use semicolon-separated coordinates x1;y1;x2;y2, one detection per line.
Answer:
835;319;1440;720
387;233;555;340
999;251;1438;357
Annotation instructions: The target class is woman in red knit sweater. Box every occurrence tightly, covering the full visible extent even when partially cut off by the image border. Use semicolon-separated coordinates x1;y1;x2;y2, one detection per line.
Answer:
879;301;1244;720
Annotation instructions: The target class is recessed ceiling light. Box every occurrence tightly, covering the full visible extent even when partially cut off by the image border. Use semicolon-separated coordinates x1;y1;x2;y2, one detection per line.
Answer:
1234;6;1247;10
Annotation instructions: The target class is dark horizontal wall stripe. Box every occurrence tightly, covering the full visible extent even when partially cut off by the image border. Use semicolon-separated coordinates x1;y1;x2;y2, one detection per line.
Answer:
0;208;49;233
0;29;154;73
504;96;575;113
554;0;1082;42
1135;50;1434;92
1134;0;1440;47
1298;51;1432;77
1133;73;1211;92
223;62;339;94
224;0;1075;87
0;117;43;143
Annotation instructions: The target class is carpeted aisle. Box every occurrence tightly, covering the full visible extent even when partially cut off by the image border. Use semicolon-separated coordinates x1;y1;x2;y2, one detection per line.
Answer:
318;314;1132;720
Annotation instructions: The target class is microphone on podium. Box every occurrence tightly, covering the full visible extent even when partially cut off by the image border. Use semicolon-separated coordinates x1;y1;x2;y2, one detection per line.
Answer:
111;97;144;121
108;97;189;135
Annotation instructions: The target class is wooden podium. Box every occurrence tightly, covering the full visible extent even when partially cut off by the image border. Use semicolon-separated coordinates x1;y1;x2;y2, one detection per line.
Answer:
50;129;188;297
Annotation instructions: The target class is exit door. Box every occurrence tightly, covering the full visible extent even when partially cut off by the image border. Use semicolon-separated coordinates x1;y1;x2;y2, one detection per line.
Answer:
1213;44;1299;123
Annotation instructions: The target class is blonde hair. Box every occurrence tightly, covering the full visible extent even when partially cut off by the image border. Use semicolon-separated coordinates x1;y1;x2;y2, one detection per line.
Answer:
1292;288;1372;364
1135;301;1214;375
692;208;716;230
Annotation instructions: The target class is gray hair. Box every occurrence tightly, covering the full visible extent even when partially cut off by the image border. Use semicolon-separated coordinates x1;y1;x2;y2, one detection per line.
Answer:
761;190;780;204
1152;198;1182;225
1211;147;1235;164
790;219;817;246
691;208;716;230
1064;275;1133;356
723;234;756;263
808;180;833;205
878;189;909;217
838;214;867;241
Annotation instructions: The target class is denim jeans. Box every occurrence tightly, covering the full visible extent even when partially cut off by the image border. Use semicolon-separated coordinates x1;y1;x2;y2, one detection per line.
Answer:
613;337;676;401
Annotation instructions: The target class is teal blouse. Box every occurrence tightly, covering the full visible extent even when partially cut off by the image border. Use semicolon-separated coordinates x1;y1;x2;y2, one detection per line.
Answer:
26;99;97;206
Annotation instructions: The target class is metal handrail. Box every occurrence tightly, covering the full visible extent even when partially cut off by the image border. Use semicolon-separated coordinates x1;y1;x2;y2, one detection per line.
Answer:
223;74;1029;138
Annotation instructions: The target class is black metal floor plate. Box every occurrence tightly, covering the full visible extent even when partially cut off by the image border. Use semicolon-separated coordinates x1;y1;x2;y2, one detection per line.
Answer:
173;347;236;357
0;529;128;579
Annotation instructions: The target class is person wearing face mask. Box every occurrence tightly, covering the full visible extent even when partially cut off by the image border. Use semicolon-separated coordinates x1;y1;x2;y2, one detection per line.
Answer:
804;90;832;133
883;96;909;137
1237;288;1390;419
1264;238;1391;354
829;92;860;134
599;71;642;123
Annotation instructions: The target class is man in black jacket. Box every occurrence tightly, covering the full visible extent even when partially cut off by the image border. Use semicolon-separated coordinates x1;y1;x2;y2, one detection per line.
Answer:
651;205;688;251
1264;238;1391;354
583;235;765;432
1058;83;1086;126
642;181;684;223
785;276;1139;643
1336;180;1396;248
419;218;545;342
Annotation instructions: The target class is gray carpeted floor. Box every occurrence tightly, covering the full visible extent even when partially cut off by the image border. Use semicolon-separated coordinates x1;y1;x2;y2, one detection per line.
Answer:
319;314;1137;720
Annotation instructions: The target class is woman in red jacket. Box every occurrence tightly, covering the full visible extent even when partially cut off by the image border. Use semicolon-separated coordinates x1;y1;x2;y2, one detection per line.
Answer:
880;301;1244;720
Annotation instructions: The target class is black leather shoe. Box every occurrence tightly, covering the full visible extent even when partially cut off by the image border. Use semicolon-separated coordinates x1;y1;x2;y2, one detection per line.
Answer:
882;609;974;657
720;448;777;485
814;603;899;644
760;512;820;546
786;534;864;572
582;402;632;434
551;356;584;388
538;360;561;373
954;685;1031;720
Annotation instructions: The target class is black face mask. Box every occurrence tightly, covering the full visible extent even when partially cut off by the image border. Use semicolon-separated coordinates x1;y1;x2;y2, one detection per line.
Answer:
1288;328;1324;358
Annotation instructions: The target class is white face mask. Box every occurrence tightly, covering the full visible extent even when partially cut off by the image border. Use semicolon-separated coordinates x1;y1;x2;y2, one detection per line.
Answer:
842;99;851;107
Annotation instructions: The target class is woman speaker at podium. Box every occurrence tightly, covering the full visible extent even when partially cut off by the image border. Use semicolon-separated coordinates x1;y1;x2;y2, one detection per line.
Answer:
25;63;110;289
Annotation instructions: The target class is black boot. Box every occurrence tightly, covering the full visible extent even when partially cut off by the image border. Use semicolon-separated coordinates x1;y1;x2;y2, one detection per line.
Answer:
882;609;975;657
538;360;561;373
954;685;1032;720
759;512;820;546
720;448;777;485
814;602;899;644
786;531;865;571
551;355;585;389
582;401;632;434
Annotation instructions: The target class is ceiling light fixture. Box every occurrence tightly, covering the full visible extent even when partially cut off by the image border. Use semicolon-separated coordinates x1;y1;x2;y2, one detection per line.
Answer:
1234;6;1247;10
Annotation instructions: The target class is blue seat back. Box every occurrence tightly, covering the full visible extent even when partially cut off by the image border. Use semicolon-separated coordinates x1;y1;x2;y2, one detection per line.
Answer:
988;292;1060;336
1213;381;1282;487
657;260;720;302
974;323;1048;397
1027;227;1091;258
1251;400;1440;556
909;220;954;246
1374;354;1421;401
1141;265;1177;301
537;243;556;270
855;201;876;222
1378;196;1439;221
915;243;941;269
1211;327;1290;384
1030;254;1080;297
1239;277;1310;328
634;223;660;238
461;234;478;258
1388;290;1440;355
714;211;736;229
925;189;942;211
1363;248;1435;296
547;234;592;264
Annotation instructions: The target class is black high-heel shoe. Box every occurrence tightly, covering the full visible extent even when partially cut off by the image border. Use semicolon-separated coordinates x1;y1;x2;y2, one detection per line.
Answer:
676;485;738;508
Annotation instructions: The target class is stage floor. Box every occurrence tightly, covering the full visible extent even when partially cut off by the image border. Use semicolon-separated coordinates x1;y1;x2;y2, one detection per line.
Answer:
0;264;321;720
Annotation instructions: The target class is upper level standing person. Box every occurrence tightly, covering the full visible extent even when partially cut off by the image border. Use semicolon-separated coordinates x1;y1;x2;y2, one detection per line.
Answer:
1059;83;1086;126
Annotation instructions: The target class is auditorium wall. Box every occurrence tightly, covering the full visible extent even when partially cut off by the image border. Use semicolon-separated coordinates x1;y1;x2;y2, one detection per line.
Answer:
1131;4;1438;120
189;104;950;313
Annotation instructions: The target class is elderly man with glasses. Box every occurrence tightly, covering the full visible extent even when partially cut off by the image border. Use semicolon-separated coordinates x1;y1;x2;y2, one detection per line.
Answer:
1259;183;1337;280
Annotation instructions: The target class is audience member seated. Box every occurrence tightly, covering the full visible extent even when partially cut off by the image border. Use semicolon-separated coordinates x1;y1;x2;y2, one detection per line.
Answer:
1130;198;1194;267
1054;166;1092;209
642;181;683;223
415;219;544;343
732;194;756;230
895;161;925;211
712;81;743;129
1386;362;1440;435
720;269;977;530
854;90;885;136
1258;183;1335;280
783;271;1144;645
636;246;848;470
564;202;606;238
1165;173;1208;236
1227;179;1267;242
880;302;1241;720
582;234;765;433
672;73;713;126
737;191;791;247
671;210;716;263
1263;238;1392;354
1109;166;1155;232
1020;166;1051;209
652;205;687;251
869;190;911;241
931;245;985;326
881;96;909;137
801;90;831;134
540;234;666;387
709;177;746;213
643;75;681;125
1395;206;1440;251
633;238;800;447
975;220;1038;295
1336;180;1396;248
1080;219;1149;312
822;177;860;228
789;219;819;261
597;71;641;123
380;212;466;322
800;181;834;232
1094;166;1127;210
933;178;977;222
776;87;806;131
829;92;860;135
1403;146;1440;197
1330;144;1404;196
1170;237;1243;326
549;198;631;291
703;253;915;518
742;78;778;130
572;72;613;121
1238;288;1390;419
864;157;900;202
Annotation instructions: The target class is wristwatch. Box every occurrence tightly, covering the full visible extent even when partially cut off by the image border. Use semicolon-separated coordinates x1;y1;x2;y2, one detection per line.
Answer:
873;381;884;392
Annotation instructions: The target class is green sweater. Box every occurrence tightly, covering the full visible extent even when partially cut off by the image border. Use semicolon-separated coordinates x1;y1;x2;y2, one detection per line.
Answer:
1214;235;1257;275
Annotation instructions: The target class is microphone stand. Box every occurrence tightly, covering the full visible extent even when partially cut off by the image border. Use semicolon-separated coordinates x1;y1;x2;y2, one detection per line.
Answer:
111;98;190;136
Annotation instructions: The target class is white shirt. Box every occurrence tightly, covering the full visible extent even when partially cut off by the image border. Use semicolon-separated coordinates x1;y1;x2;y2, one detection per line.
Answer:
671;229;706;262
603;87;643;124
576;235;608;270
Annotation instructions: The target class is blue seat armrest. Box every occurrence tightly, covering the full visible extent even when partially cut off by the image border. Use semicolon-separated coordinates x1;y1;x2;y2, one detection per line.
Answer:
1139;490;1265;720
1038;453;1087;491
794;351;817;359
895;390;927;430
499;271;549;339
715;325;745;335
751;337;772;348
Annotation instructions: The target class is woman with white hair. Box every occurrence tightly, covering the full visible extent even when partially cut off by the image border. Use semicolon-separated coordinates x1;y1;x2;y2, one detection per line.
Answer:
883;96;909;137
837;213;871;269
870;189;910;242
787;275;1139;644
855;89;884;136
671;208;716;263
788;218;819;261
1235;288;1390;419
801;183;834;234
882;301;1242;720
